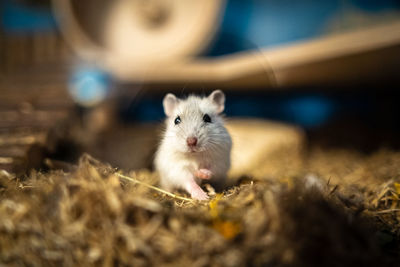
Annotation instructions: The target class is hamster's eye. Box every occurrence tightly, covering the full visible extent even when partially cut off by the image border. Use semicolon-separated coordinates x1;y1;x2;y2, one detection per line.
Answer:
174;116;181;125
203;114;212;123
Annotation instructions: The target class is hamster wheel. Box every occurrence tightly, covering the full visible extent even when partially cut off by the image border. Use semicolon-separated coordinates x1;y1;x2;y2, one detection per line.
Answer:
53;0;225;68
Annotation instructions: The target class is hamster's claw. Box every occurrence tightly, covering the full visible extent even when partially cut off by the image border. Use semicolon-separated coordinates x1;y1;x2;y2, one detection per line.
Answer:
195;169;212;180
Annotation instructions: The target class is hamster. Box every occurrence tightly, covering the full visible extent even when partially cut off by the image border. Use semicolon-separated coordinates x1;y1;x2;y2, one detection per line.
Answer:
154;90;232;200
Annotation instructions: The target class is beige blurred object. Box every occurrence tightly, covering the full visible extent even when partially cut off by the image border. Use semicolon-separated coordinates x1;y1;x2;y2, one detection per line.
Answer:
225;119;304;179
53;0;225;67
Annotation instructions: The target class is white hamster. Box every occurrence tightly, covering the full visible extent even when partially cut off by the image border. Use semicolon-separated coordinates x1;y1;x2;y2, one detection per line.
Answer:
154;90;232;200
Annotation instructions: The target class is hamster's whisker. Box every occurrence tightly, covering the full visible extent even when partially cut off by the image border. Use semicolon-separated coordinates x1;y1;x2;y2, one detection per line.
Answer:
205;142;221;152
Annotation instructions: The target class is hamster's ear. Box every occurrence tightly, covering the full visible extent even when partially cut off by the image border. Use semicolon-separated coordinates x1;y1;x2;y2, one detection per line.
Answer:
163;93;178;117
208;90;225;113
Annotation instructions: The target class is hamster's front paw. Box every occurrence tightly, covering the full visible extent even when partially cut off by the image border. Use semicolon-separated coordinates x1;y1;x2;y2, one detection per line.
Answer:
185;180;209;200
195;169;212;180
191;188;209;201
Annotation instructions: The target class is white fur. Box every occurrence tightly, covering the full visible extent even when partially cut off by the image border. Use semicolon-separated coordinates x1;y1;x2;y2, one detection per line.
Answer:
154;90;232;200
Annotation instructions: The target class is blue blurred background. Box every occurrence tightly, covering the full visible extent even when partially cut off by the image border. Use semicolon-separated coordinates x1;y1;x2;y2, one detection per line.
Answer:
206;0;400;55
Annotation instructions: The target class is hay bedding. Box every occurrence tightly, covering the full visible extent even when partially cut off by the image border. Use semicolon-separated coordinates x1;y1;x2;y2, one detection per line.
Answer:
1;149;400;266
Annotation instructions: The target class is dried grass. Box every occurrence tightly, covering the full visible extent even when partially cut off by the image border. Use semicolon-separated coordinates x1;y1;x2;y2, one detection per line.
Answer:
1;150;400;266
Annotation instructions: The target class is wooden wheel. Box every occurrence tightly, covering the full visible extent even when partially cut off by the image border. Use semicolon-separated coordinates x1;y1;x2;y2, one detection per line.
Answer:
53;0;225;66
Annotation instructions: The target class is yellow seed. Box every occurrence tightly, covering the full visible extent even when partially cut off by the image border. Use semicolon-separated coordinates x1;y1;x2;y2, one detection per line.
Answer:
212;220;241;240
209;194;223;218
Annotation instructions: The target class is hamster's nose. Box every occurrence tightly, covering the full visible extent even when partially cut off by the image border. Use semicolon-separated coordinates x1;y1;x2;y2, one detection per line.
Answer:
187;137;198;147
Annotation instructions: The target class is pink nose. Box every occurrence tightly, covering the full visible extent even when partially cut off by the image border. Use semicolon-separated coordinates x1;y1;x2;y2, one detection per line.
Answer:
187;137;198;147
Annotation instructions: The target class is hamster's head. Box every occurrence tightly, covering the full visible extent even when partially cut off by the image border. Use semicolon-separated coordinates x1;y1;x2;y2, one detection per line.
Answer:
162;90;231;154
